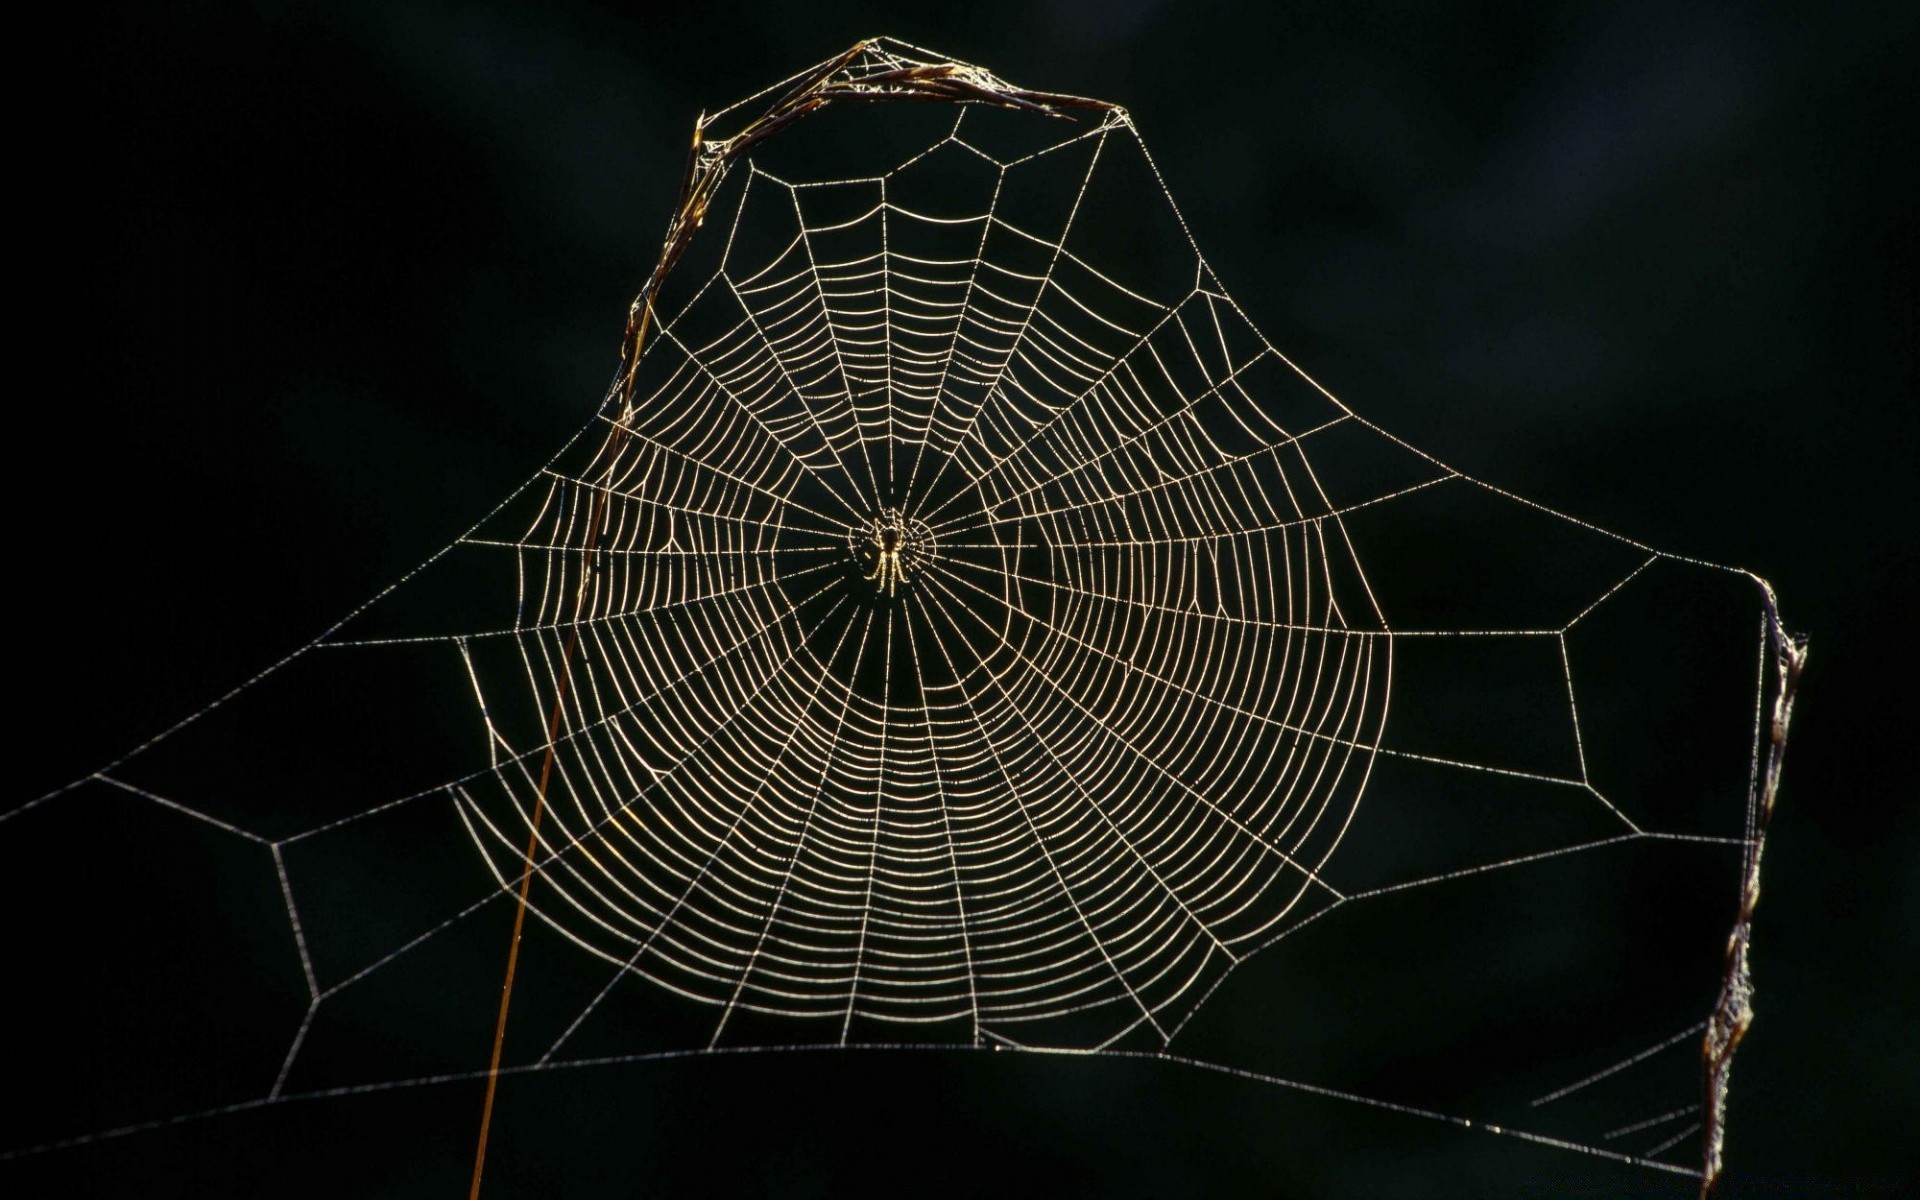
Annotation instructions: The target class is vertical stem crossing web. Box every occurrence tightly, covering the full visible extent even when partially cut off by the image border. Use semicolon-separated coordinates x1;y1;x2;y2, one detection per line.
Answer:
910;589;1169;1044
839;609;892;1043
468;463;602;1199
708;610;876;1050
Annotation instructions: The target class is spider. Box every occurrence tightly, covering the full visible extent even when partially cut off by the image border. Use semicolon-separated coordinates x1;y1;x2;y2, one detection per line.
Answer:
864;511;910;595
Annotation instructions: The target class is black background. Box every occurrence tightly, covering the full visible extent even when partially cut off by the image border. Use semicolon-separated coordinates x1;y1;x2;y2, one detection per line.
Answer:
16;1;1914;1195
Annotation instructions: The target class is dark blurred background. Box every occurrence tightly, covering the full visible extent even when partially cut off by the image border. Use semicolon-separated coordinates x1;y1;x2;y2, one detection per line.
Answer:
21;0;1914;1195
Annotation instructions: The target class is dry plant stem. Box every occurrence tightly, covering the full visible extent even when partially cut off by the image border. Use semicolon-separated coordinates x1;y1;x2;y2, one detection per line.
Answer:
468;378;637;1199
1698;584;1807;1198
468;39;1111;1198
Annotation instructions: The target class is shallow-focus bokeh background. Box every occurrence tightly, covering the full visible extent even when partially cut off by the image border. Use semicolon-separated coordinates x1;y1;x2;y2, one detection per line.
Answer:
22;1;1914;1195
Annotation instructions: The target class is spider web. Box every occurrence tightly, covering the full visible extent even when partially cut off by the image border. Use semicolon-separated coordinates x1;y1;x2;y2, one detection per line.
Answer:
6;38;1802;1195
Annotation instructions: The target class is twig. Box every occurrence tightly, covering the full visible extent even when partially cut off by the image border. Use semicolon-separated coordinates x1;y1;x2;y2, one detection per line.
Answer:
1699;576;1808;1196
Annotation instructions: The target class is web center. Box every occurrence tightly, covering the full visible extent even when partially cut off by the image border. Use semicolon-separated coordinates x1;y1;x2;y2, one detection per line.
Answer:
848;508;936;597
